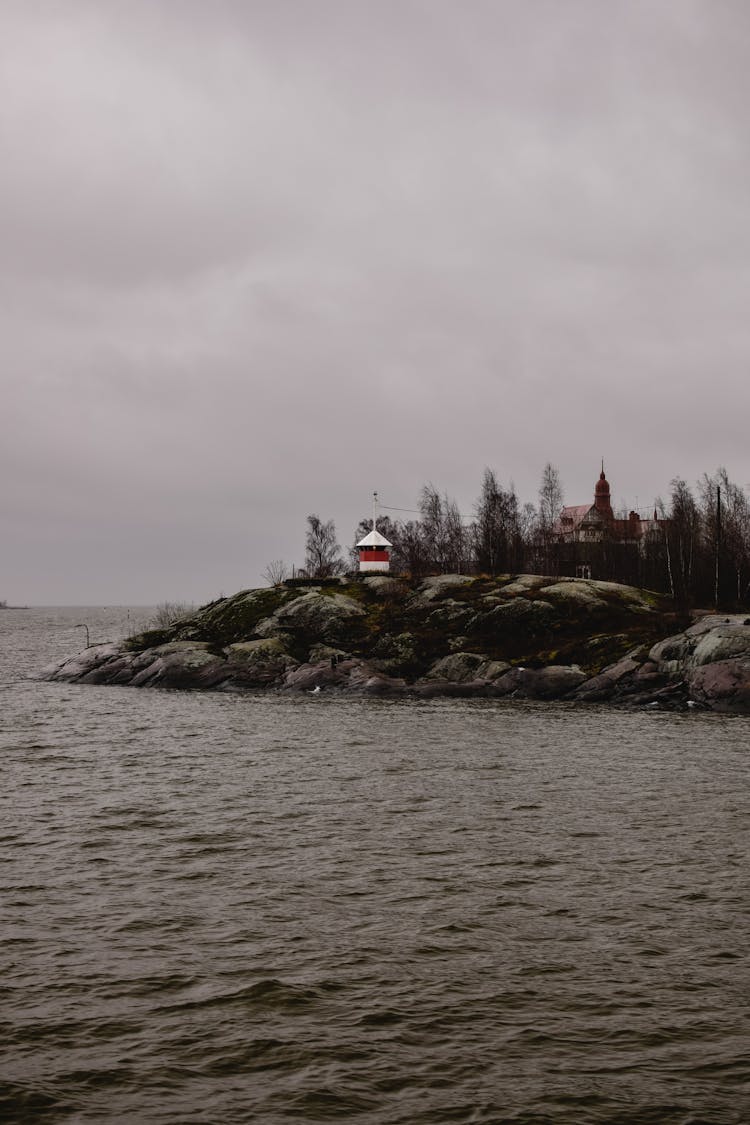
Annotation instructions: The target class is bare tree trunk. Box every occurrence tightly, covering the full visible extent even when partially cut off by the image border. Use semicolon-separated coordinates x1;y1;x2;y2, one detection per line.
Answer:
664;527;675;601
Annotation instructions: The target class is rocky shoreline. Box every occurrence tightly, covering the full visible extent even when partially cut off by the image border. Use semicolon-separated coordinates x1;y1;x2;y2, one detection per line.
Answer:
41;575;750;712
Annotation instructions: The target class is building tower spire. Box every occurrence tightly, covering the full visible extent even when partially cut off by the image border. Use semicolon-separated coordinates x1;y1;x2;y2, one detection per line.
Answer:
594;461;613;518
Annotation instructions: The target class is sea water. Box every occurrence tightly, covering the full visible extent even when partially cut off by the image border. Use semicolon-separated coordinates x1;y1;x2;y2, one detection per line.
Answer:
1;608;748;1123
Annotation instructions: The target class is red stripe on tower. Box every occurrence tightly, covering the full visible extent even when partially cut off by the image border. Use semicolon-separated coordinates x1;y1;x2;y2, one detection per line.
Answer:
359;550;389;562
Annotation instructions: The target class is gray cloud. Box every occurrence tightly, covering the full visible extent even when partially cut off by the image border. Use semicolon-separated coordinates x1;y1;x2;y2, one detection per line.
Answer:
2;0;750;601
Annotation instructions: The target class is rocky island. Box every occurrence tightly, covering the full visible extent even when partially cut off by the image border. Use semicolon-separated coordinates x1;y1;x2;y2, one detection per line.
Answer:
41;575;750;712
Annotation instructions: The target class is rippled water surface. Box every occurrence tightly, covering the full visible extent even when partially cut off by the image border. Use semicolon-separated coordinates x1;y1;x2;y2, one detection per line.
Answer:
1;607;749;1123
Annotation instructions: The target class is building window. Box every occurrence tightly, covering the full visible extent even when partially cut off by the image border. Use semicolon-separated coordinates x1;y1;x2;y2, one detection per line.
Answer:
576;564;592;580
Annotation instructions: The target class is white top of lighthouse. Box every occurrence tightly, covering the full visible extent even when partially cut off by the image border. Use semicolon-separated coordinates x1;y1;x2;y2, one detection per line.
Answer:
356;527;393;548
355;491;393;549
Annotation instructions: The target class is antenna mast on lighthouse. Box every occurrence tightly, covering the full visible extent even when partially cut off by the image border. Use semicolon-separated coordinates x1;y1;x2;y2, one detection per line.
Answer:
372;491;379;533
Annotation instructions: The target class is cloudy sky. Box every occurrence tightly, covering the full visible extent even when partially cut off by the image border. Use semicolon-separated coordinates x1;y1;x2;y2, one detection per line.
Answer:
3;0;750;603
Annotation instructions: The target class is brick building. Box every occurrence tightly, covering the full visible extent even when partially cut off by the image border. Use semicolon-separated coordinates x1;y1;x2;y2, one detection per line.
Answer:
554;466;664;584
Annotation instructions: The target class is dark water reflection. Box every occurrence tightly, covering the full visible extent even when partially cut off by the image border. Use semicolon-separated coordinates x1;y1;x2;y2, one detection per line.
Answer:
1;609;748;1123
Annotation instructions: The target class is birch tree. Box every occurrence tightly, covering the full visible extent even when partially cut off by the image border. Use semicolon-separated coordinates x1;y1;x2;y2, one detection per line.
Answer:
537;463;564;574
304;515;344;577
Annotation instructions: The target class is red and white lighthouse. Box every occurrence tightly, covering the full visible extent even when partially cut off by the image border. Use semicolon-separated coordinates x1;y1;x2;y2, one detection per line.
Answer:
356;492;392;573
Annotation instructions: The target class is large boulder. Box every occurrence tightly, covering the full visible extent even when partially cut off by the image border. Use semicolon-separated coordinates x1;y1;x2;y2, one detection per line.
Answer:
686;613;750;637
426;600;475;629
539;581;607;612
362;576;405;598
649;633;696;673
688;659;750;713
40;642;231;689
423;652;511;684
81;653;139;685
282;660;347;691
467;597;558;640
282;658;406;696
224;637;298;685
408;574;473;607
477;659;514;681
689;626;750;668
574;651;644;702
423;652;486;683
589;581;656;610
129;642;229;689
641;617;750;711
649;618;750;677
41;642;123;682
170;587;291;647
255;591;365;643
516;664;586;699
497;575;551;597
343;661;408;696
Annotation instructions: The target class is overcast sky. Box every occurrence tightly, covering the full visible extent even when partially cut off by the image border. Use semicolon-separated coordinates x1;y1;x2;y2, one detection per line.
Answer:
3;0;750;603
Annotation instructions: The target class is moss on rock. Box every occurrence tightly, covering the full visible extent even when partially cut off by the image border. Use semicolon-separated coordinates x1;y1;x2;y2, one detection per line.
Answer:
49;574;679;699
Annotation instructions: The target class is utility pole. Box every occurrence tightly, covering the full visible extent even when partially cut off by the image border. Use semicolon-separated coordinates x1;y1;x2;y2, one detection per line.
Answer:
715;485;722;610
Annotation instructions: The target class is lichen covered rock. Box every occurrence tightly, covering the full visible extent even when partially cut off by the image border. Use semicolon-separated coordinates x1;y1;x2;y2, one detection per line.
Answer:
540;581;607;610
256;591;365;644
41;642;122;682
423;652;487;683
49;574;736;706
689;626;750;668
224;638;298;685
423;652;511;684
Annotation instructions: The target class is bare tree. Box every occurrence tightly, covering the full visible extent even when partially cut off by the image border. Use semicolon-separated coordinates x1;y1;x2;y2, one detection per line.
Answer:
519;501;537;562
147;602;195;628
419;484;470;573
304;514;344;578
474;468;503;574
419;483;446;572
473;469;524;574
262;559;290;587
698;468;750;606
638;498;670;594
538;462;564;574
396;519;429;579
443;495;470;573
666;478;700;610
721;472;750;602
